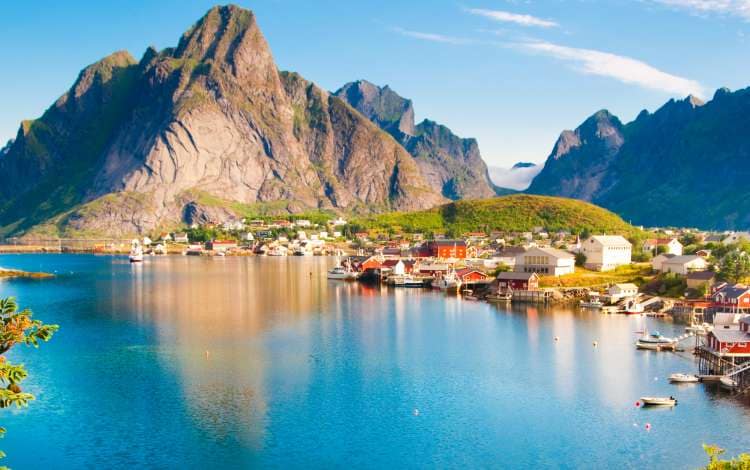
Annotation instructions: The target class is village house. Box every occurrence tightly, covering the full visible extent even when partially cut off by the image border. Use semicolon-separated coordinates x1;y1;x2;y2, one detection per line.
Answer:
712;284;750;314
642;238;683;255
722;232;750;245
329;217;347;226
242;232;255;242
651;253;676;272
426;240;467;259
514;246;575;276
659;255;708;275
207;240;238;252
492;246;525;269
607;283;639;302
295;219;312;228
687;271;716;290
255;230;273;239
581;235;632;271
494;272;539;292
455;268;490;284
704;323;750;358
173;233;189;244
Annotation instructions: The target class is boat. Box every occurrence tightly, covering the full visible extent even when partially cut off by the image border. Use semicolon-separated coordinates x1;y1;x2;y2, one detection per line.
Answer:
129;239;144;263
685;322;712;336
622;299;645;315
327;266;359;281
389;275;425;287
635;331;677;350
720;376;738;390
267;245;287;257
580;293;603;308
486;292;512;303
462;289;479;301
640;396;677;406
669;373;699;383
431;270;461;291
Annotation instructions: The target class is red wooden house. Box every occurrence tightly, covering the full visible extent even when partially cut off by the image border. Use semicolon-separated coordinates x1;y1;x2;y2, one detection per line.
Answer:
705;327;750;357
427;240;467;259
494;272;540;291
455;268;489;283
711;284;750;313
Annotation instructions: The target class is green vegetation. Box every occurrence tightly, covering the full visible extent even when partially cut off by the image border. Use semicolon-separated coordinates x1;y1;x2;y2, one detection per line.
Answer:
703;444;750;469
539;264;653;289
351;194;636;236
720;250;750;283
0;298;58;467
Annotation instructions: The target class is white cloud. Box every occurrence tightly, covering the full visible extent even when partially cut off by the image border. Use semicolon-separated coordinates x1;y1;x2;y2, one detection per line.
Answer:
515;40;706;97
489;164;542;190
467;8;559;28
392;27;472;45
651;0;750;20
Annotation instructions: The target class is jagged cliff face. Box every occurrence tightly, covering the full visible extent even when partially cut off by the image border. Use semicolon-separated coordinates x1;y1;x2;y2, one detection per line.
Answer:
528;91;750;229
0;6;444;237
334;81;498;200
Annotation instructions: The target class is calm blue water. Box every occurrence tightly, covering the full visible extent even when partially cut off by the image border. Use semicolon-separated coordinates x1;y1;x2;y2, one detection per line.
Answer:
0;254;748;469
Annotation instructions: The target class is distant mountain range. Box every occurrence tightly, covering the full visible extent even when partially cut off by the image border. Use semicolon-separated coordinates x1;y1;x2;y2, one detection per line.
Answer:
528;89;750;229
0;5;503;237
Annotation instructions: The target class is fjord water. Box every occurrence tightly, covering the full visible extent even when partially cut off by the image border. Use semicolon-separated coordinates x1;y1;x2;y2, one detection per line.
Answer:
0;255;748;468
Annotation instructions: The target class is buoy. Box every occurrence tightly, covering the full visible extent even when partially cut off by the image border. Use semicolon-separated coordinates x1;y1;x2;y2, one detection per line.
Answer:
205;350;210;359
554;336;560;342
635;401;641;407
413;409;420;416
593;341;598;347
645;423;651;431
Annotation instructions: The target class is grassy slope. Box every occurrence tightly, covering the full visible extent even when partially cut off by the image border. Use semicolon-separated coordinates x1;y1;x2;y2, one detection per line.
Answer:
351;194;636;235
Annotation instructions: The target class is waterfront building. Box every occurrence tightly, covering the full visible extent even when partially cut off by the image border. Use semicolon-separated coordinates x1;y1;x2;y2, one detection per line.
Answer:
581;235;632;271
207;240;238;252
173;233;189;244
494;272;539;291
607;283;638;302
712;284;750;314
454;268;489;284
514;247;574;276
722;232;750;245
426;240;467;259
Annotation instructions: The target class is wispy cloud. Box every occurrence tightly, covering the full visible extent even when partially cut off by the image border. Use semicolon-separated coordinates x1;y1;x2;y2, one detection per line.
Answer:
515;40;706;97
651;0;750;20
392;27;472;45
467;8;558;28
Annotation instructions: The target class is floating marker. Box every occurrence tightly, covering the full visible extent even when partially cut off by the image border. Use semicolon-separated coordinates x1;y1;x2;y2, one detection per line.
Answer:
554;336;560;342
413;409;420;416
593;341;598;347
645;423;651;431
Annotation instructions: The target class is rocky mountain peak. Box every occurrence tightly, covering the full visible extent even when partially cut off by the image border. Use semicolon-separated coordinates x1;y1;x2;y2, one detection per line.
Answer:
334;80;415;136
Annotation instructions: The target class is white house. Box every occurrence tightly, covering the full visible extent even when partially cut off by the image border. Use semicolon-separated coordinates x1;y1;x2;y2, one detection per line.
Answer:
608;283;639;302
514;246;575;276
329;217;347;226
722;232;750;245
173;233;189;244
642;238;683;255
295;219;312;228
660;255;708;275
651;253;676;272
581;235;632;271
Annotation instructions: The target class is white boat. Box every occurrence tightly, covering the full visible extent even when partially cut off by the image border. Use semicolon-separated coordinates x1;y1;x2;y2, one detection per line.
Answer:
579;299;604;308
622;299;645;315
635;331;677;350
462;289;479;300
267;245;287;257
327;266;359;281
685;323;712;335
720;377;738;390
640;396;677;406
669;373;699;383
129;239;144;263
389;275;425;287
431;270;461;291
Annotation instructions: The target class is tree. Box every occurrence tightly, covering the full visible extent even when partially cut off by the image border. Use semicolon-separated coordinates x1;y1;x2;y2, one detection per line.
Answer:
703;443;750;469
0;297;58;467
575;252;587;267
720;251;750;283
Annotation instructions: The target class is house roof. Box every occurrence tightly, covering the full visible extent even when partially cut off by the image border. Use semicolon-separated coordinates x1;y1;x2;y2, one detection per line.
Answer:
714;284;750;299
588;235;632;246
431;240;467;247
496;246;526;256
525;246;574;259
711;329;750;343
612;283;638;290
687;270;715;280
456;268;487;277
662;255;705;266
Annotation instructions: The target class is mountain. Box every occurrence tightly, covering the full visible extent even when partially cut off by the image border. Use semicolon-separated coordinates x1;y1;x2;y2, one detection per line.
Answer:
528;90;750;229
0;5;446;237
334;80;500;200
489;162;541;191
352;194;636;235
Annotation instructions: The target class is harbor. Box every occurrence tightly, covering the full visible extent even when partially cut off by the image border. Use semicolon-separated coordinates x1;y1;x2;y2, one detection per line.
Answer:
1;253;749;468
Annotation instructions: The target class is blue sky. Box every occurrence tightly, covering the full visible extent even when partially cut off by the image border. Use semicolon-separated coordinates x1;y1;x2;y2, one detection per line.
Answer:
2;0;750;167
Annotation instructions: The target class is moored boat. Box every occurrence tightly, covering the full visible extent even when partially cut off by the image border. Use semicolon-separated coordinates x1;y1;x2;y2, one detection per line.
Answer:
486;292;512;302
636;331;677;350
720;376;738;390
640;396;677;406
669;373;699;383
129;239;144;263
327;266;359;281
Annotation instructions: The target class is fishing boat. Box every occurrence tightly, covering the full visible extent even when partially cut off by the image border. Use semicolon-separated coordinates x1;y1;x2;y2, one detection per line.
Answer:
327;265;359;281
129;239;144;263
640;396;677;406
431;270;461;291
720;376;738;390
669;373;699;383
579;298;604;308
622;299;645;315
635;331;677;350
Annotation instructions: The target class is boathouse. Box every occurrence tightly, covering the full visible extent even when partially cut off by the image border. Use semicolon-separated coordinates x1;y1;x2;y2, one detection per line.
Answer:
494;272;539;291
455;268;489;284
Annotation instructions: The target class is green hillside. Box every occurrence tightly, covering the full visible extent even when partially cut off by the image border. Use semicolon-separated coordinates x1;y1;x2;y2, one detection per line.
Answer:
351;194;636;235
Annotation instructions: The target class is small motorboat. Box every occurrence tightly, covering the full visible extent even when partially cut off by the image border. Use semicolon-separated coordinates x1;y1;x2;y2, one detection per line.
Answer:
580;293;603;308
327;266;359;281
431;270;461;291
669;373;699;383
640;396;677;406
685;323;712;336
622;299;645;315
462;289;479;301
636;331;677;350
720;376;738;390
